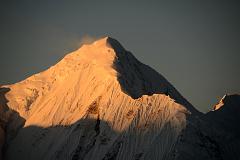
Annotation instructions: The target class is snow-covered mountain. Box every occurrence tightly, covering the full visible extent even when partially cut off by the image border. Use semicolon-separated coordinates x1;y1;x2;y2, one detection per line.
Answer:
0;37;239;160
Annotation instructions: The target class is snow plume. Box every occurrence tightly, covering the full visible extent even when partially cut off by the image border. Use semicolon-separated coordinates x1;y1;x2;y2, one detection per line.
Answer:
79;35;99;46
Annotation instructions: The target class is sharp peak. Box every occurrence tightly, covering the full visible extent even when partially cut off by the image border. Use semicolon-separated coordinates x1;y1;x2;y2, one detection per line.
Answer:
74;36;137;67
94;36;121;44
80;36;126;54
213;94;240;111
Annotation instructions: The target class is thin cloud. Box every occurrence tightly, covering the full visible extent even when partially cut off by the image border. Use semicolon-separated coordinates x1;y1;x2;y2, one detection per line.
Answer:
79;35;99;46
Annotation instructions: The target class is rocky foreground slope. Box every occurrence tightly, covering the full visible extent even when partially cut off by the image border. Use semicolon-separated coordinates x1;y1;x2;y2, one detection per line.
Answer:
0;37;239;160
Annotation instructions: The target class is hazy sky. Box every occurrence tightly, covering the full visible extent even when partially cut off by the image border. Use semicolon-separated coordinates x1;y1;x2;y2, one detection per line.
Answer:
0;0;239;112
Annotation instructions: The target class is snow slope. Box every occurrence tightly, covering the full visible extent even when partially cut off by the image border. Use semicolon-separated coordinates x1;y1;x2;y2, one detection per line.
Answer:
0;37;238;160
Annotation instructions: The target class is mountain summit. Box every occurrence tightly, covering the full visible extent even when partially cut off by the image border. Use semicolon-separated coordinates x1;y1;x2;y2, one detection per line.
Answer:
0;37;239;160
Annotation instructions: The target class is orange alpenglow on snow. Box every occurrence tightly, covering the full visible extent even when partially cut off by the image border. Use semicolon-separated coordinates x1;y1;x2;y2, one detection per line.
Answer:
0;37;239;160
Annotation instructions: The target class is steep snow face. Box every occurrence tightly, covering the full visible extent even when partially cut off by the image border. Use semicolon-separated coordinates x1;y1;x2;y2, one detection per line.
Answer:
1;37;200;160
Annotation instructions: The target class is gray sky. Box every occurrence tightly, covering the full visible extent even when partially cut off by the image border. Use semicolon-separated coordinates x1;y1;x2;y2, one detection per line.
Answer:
0;0;239;112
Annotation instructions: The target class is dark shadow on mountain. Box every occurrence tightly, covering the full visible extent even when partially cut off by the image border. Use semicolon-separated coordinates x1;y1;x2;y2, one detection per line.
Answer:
107;37;200;115
0;87;10;160
0;87;26;160
205;94;240;159
175;94;240;160
4;114;184;160
205;94;240;134
203;94;240;159
4;117;121;160
1;86;239;160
